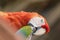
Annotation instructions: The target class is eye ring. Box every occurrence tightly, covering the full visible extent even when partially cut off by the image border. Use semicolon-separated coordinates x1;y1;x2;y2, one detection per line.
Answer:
41;18;44;23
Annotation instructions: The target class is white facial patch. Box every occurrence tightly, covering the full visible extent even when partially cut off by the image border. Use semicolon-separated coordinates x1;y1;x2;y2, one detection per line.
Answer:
28;17;45;27
33;28;46;36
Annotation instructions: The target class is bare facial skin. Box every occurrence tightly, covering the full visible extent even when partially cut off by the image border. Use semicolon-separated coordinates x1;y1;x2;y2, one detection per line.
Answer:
28;17;46;36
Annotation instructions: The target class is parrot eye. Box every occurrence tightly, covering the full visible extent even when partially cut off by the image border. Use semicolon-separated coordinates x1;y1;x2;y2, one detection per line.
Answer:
41;19;44;23
40;18;45;25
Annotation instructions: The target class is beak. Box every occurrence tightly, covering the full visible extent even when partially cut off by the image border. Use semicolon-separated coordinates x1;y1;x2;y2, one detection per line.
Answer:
33;27;46;36
41;22;50;33
33;21;50;36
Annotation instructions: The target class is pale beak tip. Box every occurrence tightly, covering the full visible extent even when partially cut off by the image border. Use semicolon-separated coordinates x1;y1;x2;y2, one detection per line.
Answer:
33;28;46;36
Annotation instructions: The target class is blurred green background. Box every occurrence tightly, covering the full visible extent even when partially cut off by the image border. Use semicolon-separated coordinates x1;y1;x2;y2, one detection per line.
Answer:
0;0;60;40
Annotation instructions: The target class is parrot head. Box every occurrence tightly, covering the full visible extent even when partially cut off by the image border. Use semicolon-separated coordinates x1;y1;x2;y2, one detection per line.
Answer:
16;16;50;40
28;17;50;36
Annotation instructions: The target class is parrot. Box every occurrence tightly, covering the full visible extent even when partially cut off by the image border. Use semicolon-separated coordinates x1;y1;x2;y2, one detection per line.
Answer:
0;11;50;40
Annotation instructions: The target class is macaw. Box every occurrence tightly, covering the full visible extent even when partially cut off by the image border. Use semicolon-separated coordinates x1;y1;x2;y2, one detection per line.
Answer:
0;11;50;40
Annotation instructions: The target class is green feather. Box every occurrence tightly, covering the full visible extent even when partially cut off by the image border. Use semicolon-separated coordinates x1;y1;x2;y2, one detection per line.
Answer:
16;26;32;38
